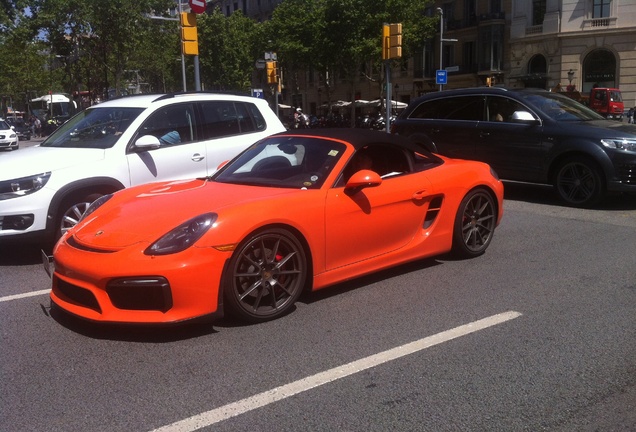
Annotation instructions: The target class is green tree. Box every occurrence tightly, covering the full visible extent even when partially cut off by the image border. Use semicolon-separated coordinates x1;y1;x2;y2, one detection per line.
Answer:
267;0;436;122
197;7;262;93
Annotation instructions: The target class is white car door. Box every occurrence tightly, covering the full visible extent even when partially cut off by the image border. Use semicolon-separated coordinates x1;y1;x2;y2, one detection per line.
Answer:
127;102;208;185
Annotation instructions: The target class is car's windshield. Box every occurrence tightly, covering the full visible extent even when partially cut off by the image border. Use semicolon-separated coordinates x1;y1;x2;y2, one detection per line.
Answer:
213;136;346;189
520;92;604;122
41;107;144;149
0;120;10;130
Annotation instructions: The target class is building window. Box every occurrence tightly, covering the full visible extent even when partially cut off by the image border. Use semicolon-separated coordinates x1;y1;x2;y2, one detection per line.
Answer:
463;41;475;73
583;49;616;91
490;0;502;14
532;0;546;25
478;24;503;72
593;0;611;18
464;0;476;26
413;42;434;78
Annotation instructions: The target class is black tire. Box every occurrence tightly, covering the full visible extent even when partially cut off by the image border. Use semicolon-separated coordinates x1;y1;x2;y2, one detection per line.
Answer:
224;228;307;323
555;156;604;207
56;193;103;240
452;188;497;258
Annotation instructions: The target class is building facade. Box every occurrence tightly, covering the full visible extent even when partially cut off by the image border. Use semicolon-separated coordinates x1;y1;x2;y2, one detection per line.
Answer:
510;0;636;108
181;0;636;114
298;0;636;116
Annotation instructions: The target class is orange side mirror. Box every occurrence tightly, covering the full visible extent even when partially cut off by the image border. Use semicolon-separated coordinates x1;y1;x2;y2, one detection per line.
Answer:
345;169;382;190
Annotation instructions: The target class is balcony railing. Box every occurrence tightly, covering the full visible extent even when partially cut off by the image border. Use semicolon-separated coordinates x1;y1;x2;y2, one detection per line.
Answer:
525;25;543;35
582;16;617;29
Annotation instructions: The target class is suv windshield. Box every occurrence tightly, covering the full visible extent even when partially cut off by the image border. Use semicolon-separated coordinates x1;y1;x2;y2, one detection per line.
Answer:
520;92;604;122
41;107;144;149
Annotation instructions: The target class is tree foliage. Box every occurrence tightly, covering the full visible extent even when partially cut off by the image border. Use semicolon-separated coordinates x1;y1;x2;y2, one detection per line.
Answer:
0;0;436;113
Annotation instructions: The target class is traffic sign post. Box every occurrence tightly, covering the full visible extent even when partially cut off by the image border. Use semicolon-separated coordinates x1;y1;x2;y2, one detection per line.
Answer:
436;70;447;86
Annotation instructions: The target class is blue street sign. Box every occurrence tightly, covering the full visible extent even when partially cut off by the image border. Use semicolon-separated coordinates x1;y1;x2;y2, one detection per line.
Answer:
251;89;264;99
436;70;447;85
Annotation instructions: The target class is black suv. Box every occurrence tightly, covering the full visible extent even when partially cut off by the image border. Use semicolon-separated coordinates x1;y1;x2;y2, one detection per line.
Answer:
391;87;636;207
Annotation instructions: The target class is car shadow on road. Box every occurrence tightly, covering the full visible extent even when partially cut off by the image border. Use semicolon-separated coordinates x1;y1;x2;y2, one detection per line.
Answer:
47;303;218;342
503;181;636;210
297;257;443;306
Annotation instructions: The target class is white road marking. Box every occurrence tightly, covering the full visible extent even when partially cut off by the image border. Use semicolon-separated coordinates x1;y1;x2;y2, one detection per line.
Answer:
150;310;523;432
0;289;50;303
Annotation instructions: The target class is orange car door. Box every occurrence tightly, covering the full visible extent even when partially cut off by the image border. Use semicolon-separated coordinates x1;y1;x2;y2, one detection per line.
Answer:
324;173;432;271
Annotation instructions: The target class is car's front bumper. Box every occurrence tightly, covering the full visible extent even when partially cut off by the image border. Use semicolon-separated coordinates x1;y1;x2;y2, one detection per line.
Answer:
0;139;18;149
609;151;636;192
47;236;231;324
0;188;54;240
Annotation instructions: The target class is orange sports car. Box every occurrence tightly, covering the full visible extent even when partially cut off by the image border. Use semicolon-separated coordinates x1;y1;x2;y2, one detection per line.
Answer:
47;129;504;324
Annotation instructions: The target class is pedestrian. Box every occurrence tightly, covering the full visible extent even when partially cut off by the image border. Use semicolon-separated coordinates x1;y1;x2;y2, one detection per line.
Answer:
34;117;41;137
629;106;635;124
29;115;36;137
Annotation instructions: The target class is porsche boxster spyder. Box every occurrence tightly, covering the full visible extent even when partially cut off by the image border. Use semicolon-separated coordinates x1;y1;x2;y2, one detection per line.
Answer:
47;129;504;324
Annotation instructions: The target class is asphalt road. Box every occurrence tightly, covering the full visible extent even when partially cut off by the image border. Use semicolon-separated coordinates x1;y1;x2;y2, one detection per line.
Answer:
1;186;635;432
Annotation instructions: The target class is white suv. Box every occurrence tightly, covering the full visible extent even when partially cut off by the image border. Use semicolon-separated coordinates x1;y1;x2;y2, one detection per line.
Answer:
0;92;285;244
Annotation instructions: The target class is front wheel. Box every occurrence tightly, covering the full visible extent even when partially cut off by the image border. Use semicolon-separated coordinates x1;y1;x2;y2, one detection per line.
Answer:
56;193;103;240
452;188;497;258
224;228;307;323
554;156;604;207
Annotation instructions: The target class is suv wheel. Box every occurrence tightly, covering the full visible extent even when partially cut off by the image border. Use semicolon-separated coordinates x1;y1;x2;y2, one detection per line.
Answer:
56;193;104;240
554;156;604;207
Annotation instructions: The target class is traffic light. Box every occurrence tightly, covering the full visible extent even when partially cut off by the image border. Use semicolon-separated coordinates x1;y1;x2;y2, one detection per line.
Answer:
180;12;198;56
383;23;402;60
266;61;278;85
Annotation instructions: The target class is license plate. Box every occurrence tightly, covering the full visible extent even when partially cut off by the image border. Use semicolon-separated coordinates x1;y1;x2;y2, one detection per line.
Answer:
41;249;53;278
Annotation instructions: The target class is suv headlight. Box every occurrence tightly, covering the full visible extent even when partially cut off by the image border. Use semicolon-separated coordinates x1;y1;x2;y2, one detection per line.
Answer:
601;139;636;152
0;172;51;200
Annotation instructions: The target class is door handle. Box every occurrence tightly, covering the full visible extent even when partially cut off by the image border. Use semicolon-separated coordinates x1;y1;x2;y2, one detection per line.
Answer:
479;131;491;138
412;190;427;200
191;153;205;162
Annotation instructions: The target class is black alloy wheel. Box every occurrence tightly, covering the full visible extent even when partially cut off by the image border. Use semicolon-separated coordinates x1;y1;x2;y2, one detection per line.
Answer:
555;156;604;207
224;228;307;323
452;188;497;258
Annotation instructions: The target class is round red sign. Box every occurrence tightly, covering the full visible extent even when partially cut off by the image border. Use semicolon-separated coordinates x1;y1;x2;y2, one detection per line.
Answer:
189;0;206;14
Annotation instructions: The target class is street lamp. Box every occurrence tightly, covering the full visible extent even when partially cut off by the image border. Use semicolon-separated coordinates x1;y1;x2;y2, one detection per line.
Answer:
437;7;457;91
437;7;443;91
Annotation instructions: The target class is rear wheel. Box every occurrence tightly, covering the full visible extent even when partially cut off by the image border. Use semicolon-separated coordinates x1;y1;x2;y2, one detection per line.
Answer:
224;228;307;323
452;188;497;258
554;156;604;207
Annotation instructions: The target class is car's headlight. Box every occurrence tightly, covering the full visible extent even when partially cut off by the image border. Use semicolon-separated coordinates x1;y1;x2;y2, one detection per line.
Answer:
0;172;51;200
601;139;636;152
79;194;113;222
145;213;217;255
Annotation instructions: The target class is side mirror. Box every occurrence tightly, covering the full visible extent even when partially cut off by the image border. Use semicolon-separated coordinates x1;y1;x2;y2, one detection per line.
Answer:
133;134;161;151
510;111;540;124
345;169;382;191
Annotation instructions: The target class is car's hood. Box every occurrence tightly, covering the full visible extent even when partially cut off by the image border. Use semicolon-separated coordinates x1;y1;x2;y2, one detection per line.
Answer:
71;179;299;249
577;120;636;137
0;146;105;180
